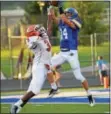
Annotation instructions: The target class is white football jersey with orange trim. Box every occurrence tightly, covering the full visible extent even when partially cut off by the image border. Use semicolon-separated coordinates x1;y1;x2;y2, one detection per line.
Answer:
26;25;51;65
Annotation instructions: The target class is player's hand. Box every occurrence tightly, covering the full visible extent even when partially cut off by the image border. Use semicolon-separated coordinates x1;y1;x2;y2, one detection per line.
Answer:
48;6;55;18
47;5;53;16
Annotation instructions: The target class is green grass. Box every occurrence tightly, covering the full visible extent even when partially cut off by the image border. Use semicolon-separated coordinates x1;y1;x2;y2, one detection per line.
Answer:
1;42;109;77
1;104;110;113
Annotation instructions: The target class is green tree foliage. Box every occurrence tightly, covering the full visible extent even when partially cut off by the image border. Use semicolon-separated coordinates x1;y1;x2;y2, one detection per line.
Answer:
25;1;41;14
22;1;49;26
22;1;41;24
73;2;108;34
23;1;58;36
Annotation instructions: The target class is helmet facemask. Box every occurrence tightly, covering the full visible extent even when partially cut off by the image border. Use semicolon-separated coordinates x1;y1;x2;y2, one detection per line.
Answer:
65;11;73;19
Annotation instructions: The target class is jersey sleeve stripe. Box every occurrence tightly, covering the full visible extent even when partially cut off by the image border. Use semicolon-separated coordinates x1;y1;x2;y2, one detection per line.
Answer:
72;19;82;28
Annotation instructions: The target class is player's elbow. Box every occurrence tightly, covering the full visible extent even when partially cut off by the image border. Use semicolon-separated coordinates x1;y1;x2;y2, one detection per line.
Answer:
72;19;82;29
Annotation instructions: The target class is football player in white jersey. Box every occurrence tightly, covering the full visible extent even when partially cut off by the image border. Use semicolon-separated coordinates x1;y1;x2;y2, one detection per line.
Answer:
10;24;58;114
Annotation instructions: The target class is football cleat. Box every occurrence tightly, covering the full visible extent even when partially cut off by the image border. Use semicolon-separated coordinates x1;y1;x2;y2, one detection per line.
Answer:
87;95;95;107
10;105;21;114
48;88;59;97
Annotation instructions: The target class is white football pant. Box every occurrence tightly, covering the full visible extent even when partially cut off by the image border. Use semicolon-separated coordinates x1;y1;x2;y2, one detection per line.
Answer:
51;50;86;82
27;63;48;94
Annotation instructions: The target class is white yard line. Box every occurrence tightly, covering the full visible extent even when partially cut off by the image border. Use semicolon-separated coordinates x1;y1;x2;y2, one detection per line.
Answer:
104;112;110;113
1;90;109;99
1;102;109;104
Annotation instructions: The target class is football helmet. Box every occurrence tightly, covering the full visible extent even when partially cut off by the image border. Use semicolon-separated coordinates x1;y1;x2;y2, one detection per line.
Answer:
64;8;78;19
26;25;40;37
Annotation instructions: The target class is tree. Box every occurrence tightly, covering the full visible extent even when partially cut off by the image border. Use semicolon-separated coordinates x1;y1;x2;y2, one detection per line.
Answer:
22;1;41;24
22;1;49;25
22;1;58;38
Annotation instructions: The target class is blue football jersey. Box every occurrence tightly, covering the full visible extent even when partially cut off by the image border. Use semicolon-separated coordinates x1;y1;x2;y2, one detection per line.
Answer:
58;16;82;51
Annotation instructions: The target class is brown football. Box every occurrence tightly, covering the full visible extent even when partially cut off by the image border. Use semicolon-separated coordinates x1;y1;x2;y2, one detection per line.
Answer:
50;1;58;6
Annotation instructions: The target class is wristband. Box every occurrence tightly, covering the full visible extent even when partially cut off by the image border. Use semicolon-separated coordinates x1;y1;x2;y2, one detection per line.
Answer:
59;7;64;14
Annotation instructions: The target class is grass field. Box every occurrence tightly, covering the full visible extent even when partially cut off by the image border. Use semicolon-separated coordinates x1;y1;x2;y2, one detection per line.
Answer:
1;103;110;113
1;42;109;77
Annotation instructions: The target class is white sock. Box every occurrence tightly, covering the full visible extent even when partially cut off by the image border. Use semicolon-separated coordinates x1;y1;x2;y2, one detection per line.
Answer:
86;90;92;96
51;82;57;90
15;99;23;107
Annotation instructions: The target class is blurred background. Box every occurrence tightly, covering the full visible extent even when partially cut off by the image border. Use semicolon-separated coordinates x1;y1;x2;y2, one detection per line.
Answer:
1;1;110;91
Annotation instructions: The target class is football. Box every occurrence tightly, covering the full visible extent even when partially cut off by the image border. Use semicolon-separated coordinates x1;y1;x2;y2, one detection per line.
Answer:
50;1;59;7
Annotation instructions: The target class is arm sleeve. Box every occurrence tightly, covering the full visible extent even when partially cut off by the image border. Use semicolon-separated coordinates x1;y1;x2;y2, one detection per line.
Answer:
26;36;40;49
72;16;82;29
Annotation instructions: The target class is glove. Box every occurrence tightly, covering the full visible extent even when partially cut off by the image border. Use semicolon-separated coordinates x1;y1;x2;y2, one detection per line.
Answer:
58;1;64;14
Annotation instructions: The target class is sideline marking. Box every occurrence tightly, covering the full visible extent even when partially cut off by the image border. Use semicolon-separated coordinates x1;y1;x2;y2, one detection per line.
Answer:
1;102;109;104
1;97;109;104
104;112;110;113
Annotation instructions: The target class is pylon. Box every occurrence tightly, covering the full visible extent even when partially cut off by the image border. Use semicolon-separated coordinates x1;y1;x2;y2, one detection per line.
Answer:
104;77;109;89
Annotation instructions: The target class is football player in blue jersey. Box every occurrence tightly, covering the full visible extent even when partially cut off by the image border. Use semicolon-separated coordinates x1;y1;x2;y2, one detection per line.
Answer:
48;3;95;106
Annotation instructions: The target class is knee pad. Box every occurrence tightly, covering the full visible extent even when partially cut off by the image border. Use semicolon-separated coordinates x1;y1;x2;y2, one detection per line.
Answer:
72;68;86;82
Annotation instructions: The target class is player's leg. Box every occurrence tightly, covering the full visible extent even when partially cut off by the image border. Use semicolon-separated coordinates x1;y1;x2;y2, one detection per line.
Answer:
44;52;59;96
49;66;61;85
99;71;103;85
47;66;62;93
102;70;109;88
48;52;66;96
47;70;59;97
51;52;65;82
50;53;62;86
54;69;62;87
11;64;47;114
47;71;58;90
67;51;95;106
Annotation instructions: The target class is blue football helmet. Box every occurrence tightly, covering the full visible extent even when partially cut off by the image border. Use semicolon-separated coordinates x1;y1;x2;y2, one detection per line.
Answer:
64;8;78;19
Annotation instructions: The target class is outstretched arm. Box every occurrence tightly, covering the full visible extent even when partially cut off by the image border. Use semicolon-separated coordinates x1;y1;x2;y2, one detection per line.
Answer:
48;6;59;25
58;2;81;29
47;5;53;37
60;14;77;29
49;3;77;29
